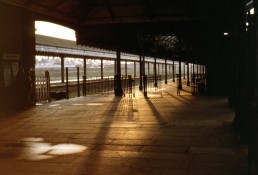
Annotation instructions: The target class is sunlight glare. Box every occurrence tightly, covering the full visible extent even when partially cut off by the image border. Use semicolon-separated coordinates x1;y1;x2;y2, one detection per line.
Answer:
35;21;76;41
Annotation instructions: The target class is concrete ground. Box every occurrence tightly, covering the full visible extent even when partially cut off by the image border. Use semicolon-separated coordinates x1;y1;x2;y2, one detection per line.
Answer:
0;82;248;175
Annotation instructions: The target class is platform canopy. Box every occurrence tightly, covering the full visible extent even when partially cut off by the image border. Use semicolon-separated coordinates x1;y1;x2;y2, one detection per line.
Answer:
0;0;237;64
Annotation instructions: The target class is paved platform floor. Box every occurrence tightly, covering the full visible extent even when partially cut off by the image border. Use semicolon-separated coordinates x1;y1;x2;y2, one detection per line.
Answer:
0;82;248;175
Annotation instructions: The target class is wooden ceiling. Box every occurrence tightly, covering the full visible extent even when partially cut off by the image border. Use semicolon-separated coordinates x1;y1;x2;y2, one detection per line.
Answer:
0;0;237;63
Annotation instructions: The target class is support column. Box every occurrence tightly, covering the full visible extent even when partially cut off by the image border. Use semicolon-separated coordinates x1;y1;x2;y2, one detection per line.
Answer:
143;53;147;96
178;39;182;90
125;60;128;77
248;1;258;174
165;58;168;84
115;49;123;96
61;55;65;83
134;61;136;78
172;59;175;82
187;63;190;86
192;63;195;83
101;58;104;80
147;62;150;75
139;54;143;90
169;64;171;79
154;57;157;87
183;63;186;79
84;57;87;77
114;59;117;75
22;10;35;106
197;64;199;78
157;63;160;76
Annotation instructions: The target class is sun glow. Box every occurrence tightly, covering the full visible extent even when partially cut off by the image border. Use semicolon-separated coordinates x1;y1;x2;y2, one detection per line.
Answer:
35;21;76;41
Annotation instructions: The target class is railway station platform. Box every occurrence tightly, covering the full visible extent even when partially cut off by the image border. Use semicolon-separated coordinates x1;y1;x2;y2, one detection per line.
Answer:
0;81;248;175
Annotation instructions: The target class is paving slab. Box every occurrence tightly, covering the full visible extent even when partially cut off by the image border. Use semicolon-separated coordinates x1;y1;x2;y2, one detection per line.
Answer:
0;82;248;175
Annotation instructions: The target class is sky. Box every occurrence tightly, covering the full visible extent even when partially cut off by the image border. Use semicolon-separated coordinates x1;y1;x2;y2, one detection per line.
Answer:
35;21;76;41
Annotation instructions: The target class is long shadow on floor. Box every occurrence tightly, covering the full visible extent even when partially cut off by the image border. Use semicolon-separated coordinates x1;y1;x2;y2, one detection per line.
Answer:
163;90;191;104
80;96;128;174
144;97;168;125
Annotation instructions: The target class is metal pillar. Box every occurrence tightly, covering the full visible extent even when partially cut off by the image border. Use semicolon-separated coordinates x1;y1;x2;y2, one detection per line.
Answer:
66;67;69;99
77;67;80;97
165;58;168;84
134;61;136;78
101;58;104;80
157;63;160;76
183;63;186;79
139;54;143;90
115;49;123;96
178;39;182;90
248;1;258;174
83;57;86;77
187;63;190;86
172;59;175;82
154;57;157;87
147;62;150;75
125;60;127;77
61;55;64;83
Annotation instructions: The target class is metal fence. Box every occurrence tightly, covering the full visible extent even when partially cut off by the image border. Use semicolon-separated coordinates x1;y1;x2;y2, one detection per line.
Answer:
142;75;162;96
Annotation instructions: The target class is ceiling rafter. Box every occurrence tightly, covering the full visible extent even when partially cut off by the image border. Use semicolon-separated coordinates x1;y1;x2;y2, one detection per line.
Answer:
103;0;115;20
52;0;68;9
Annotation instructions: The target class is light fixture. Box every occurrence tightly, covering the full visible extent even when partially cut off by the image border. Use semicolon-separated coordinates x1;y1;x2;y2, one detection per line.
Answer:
250;8;254;15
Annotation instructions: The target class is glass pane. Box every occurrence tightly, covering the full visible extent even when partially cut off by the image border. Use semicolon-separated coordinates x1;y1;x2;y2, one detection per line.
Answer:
103;60;114;78
86;59;101;79
35;55;61;83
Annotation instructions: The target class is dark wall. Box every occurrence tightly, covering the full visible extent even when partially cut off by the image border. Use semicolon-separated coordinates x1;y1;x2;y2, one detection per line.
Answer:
0;2;35;112
206;35;231;96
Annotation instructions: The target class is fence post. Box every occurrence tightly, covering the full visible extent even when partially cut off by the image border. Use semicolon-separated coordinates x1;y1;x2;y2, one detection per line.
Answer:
45;70;51;102
83;75;86;96
77;67;80;97
66;67;69;99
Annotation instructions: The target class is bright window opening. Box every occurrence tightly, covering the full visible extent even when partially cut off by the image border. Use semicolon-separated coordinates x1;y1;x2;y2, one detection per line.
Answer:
35;21;76;41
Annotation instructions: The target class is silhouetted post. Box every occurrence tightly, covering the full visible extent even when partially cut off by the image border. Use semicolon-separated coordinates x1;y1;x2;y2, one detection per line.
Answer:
187;63;190;86
66;67;69;99
178;39;182;90
134;61;136;78
248;0;258;174
77;67;80;97
101;58;103;80
139;54;143;90
61;55;64;83
165;58;168;84
143;74;147;97
115;49;123;96
157;63;160;77
84;57;86;76
147;62;150;75
45;70;50;102
125;60;127;77
172;59;175;82
183;63;186;79
83;75;86;96
154;57;157;87
143;52;146;79
197;64;199;78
